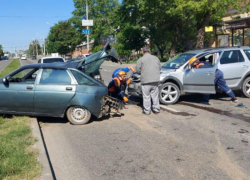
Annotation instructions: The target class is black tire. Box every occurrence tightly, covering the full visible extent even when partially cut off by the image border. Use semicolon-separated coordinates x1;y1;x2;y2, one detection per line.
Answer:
66;106;91;125
159;82;180;105
241;77;250;98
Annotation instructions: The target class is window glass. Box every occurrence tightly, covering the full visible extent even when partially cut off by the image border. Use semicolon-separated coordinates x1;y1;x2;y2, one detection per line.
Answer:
162;53;195;69
40;69;71;84
43;58;64;63
243;50;250;61
70;70;97;86
10;68;37;84
220;50;241;64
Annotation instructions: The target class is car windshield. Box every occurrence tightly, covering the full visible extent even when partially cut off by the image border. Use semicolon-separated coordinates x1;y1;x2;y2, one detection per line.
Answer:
162;53;196;69
43;58;64;63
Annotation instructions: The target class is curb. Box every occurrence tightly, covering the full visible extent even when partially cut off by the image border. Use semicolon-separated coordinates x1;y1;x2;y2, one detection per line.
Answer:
31;119;54;180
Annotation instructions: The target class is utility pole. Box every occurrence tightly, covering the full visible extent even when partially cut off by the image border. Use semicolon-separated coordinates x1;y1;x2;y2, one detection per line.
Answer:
33;40;34;55
36;40;38;56
86;0;89;52
43;36;46;56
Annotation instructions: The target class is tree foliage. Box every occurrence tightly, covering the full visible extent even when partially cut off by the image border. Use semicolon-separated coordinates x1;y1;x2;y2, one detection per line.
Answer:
46;21;83;55
61;0;250;59
0;45;3;57
28;40;42;56
71;0;120;48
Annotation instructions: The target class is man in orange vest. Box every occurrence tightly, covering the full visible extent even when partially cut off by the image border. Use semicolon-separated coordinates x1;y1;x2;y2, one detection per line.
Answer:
108;71;130;103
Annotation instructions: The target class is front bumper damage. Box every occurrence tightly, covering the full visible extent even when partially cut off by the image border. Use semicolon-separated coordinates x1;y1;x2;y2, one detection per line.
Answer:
100;96;125;117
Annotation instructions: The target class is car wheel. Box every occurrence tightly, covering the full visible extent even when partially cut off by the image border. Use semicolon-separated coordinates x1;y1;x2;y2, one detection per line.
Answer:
66;106;91;125
159;82;180;104
242;77;250;98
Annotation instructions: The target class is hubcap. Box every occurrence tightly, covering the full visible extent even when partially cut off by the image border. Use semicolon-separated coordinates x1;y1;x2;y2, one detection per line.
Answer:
246;80;250;95
161;85;178;103
72;107;87;122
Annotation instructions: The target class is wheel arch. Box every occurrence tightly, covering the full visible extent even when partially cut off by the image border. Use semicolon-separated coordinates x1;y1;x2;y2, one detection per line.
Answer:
238;71;250;90
162;76;184;93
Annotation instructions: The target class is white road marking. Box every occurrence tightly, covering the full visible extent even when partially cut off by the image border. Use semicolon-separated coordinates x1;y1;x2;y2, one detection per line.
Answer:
160;105;180;112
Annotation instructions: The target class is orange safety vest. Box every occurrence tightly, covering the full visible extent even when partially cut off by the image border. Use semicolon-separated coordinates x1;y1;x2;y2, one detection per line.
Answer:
108;77;120;92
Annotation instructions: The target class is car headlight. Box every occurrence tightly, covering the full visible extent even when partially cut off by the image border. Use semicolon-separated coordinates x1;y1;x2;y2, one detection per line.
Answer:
94;75;101;80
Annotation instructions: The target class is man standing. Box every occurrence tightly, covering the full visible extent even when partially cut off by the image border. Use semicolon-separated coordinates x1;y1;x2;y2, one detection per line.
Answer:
136;46;161;115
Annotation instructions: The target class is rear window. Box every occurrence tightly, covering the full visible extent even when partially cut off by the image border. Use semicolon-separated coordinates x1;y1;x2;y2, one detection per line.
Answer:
43;58;64;63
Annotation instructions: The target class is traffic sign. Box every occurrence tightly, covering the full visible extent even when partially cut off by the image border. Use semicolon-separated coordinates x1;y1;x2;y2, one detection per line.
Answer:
82;20;93;26
82;29;91;35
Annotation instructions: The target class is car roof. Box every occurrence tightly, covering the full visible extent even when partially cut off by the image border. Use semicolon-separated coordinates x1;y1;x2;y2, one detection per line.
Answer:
19;62;78;70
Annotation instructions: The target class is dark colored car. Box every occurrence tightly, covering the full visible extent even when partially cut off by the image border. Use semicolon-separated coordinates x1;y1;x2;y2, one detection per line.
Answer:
67;43;119;83
31;55;36;60
2;56;8;60
0;42;121;125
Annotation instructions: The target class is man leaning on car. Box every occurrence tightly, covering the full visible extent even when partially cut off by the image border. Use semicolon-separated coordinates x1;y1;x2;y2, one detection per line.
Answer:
136;46;161;115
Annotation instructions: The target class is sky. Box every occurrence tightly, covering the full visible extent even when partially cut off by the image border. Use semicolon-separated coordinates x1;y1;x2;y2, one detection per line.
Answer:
0;0;75;53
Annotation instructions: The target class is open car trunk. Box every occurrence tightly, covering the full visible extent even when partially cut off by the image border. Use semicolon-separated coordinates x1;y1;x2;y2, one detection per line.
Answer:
67;42;120;82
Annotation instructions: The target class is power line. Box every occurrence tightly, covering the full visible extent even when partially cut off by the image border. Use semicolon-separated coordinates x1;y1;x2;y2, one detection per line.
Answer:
0;15;71;18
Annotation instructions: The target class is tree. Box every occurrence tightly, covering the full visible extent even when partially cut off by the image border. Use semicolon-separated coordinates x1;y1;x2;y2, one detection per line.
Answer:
46;21;82;55
0;45;3;57
28;40;42;56
71;0;120;48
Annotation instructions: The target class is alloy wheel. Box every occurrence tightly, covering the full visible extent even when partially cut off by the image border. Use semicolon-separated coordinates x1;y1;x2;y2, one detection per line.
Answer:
245;79;250;95
160;85;178;103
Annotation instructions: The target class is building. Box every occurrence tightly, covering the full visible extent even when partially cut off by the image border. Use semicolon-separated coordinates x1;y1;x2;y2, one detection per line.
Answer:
213;5;250;47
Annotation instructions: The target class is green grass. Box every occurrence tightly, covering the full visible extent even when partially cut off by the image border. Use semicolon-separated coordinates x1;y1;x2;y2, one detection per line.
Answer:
0;59;21;78
0;59;42;179
0;116;42;180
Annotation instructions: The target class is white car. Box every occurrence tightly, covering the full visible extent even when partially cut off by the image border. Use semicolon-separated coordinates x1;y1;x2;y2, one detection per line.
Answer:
38;57;65;64
21;55;27;60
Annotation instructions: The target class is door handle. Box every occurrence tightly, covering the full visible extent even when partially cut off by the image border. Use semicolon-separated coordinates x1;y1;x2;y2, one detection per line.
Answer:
206;71;213;75
26;86;33;90
66;87;72;91
243;65;248;69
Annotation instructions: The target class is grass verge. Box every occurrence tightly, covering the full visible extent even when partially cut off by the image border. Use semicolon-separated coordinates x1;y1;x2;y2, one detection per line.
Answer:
0;59;21;78
0;59;42;179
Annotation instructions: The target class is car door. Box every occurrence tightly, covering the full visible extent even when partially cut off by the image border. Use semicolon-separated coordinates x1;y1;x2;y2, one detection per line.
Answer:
217;50;249;87
183;53;217;94
0;68;37;113
34;68;76;115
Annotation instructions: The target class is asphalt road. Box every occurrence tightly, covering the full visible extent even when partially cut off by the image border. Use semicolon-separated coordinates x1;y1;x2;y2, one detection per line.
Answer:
0;58;13;73
21;60;250;180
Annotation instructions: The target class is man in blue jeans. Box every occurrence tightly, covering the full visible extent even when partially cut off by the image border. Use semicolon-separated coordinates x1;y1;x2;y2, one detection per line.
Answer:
189;57;238;104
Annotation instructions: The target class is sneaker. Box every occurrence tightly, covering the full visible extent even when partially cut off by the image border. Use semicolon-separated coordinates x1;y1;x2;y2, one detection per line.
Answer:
142;111;151;115
231;97;238;103
152;110;160;114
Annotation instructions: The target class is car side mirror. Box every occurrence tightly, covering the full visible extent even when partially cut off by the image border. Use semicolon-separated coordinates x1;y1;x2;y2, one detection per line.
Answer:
2;76;10;84
32;74;37;79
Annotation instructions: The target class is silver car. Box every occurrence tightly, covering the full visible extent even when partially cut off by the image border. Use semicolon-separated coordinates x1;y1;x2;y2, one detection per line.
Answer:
128;47;250;104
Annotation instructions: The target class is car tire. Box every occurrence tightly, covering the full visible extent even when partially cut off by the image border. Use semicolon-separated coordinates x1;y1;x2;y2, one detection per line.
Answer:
159;82;180;105
241;77;250;98
66;106;91;125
